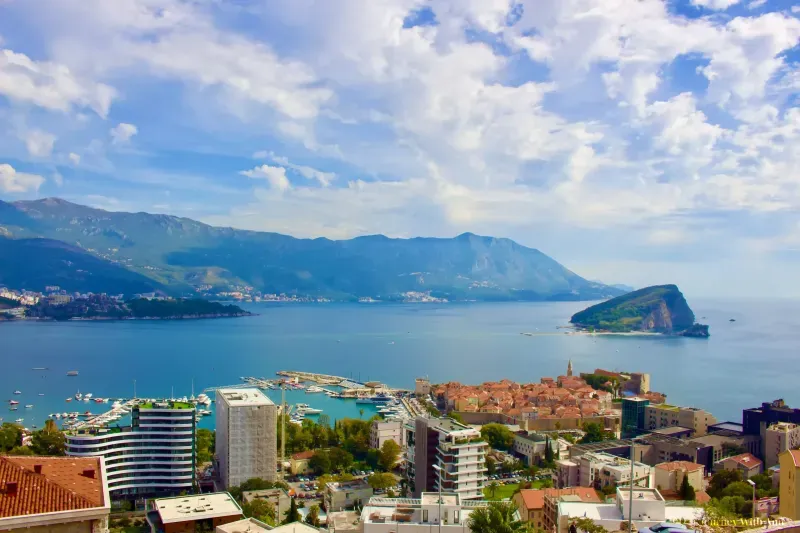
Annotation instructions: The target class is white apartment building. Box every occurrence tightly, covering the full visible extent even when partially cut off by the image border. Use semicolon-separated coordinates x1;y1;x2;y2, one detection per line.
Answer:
557;452;653;489
361;493;500;533
556;488;703;533
644;404;717;437
405;417;488;500
66;400;196;500
370;420;405;450
216;388;278;488
765;423;800;468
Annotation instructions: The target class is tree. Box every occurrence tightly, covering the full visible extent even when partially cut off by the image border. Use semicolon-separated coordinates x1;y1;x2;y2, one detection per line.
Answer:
708;469;743;499
544;437;555;465
242;499;276;525
283;498;301;524
317;473;354;492
449;412;465;424
196;428;215;464
486;456;497;476
749;473;777;498
579;423;613;444
721;481;756;500
468;501;532;533
0;423;22;452
318;414;331;428
30;429;66;456
487;481;500;500
8;445;33;456
306;504;321;527
481;424;514;450
368;472;396;491
359;409;364;419
680;475;696;501
309;450;333;475
539;478;553;489
378;440;402;471
329;447;354;473
573;516;608;533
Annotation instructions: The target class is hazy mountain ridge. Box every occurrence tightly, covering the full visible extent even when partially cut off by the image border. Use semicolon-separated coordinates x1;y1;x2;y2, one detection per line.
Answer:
0;198;624;301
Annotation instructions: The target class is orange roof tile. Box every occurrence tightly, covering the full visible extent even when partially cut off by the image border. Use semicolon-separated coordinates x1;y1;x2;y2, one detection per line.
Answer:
725;453;763;469
0;456;105;518
291;451;315;460
544;487;603;503
788;450;800;467
517;490;545;510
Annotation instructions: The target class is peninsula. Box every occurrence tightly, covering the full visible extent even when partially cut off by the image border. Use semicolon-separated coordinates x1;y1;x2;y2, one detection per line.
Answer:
569;284;709;337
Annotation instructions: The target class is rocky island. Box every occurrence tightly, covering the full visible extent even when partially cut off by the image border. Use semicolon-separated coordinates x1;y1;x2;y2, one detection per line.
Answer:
570;284;709;337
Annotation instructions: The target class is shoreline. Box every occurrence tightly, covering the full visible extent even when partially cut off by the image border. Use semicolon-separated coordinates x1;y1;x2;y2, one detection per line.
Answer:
2;312;256;323
521;330;664;337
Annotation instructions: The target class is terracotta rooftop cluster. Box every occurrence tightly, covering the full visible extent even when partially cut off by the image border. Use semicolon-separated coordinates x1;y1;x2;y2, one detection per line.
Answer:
433;376;614;420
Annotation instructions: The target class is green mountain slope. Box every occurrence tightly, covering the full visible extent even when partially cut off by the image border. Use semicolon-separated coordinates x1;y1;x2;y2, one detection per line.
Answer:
569;284;706;335
0;237;166;295
0;198;624;301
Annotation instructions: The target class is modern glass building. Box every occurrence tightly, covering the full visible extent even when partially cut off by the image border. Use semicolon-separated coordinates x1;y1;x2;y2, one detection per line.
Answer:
621;397;650;438
66;401;196;501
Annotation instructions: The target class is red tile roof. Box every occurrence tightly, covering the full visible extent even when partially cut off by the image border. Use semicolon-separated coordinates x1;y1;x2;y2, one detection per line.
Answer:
725;453;763;469
291;451;315;461
788;450;800;467
516;488;602;511
0;456;106;518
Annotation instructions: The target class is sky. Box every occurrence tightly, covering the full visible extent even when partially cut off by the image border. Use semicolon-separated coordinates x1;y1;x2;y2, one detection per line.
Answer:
0;0;798;298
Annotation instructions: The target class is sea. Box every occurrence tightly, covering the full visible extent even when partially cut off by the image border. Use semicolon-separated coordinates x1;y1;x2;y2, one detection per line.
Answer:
2;298;799;431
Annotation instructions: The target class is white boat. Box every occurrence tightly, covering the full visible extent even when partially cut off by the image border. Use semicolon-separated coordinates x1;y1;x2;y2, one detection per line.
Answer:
196;393;211;405
55;413;61;418
61;412;68;418
306;386;324;394
38;393;44;396
84;393;93;399
13;391;21;395
15;418;23;423
66;398;72;402
296;404;322;414
75;391;82;400
24;405;33;409
9;400;19;405
199;409;212;416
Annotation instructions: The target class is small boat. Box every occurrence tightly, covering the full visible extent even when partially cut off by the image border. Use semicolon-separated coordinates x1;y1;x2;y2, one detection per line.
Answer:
38;393;44;396
9;400;19;405
67;371;79;376
94;398;104;403
9;407;18;411
15;418;23;423
306;386;324;394
84;393;93;399
75;391;82;400
66;398;72;402
13;391;21;395
24;405;33;409
32;367;48;370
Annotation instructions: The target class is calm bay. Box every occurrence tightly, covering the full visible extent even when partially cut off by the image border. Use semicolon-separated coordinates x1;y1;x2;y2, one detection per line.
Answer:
2;298;799;430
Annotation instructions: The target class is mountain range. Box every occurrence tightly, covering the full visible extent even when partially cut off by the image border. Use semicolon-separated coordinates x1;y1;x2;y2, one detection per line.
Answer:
0;198;625;301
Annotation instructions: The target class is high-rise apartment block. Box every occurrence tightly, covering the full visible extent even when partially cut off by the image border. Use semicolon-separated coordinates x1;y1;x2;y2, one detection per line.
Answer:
765;422;800;468
621;397;650;438
216;388;277;488
405;417;488;499
66;401;196;500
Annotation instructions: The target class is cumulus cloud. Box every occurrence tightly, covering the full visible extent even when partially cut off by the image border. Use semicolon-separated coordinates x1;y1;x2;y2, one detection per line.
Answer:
110;123;138;144
68;152;81;165
255;152;336;187
0;48;115;117
0;163;45;193
240;164;291;192
22;129;56;157
690;0;742;8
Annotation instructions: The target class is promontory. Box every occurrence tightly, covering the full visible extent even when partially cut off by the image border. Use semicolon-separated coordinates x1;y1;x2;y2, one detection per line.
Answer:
569;284;709;337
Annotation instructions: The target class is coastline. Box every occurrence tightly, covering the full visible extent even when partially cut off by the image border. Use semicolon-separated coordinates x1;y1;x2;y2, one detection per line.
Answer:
3;312;256;322
521;329;664;337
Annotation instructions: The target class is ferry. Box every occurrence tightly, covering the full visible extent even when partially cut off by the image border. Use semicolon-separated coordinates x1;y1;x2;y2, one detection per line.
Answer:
67;371;79;376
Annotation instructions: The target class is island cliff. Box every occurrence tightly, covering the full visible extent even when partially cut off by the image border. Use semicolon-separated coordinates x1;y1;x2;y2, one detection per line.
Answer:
569;284;709;337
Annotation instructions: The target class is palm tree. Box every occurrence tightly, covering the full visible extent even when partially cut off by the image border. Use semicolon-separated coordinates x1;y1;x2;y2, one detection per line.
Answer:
487;481;500;499
468;501;531;533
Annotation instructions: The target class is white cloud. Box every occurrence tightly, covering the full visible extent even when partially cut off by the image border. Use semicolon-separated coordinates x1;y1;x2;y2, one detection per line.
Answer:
240;164;291;192
0;48;115;117
110;123;138;144
52;171;64;187
0;163;45;193
257;152;336;187
68;152;81;165
747;0;767;9
690;0;742;9
22;129;56;157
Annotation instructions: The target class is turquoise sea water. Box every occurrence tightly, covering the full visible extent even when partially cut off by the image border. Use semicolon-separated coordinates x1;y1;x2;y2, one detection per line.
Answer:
2;299;799;430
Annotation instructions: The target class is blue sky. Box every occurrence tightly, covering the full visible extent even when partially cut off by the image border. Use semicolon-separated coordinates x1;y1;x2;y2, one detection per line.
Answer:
0;0;798;298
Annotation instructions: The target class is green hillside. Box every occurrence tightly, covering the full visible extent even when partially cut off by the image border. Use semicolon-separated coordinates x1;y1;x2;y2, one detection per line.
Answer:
0;198;624;301
570;284;702;334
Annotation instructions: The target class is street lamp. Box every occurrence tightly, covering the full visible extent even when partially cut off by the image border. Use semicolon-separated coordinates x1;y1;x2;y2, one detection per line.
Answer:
747;479;757;520
627;437;643;533
433;464;443;533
